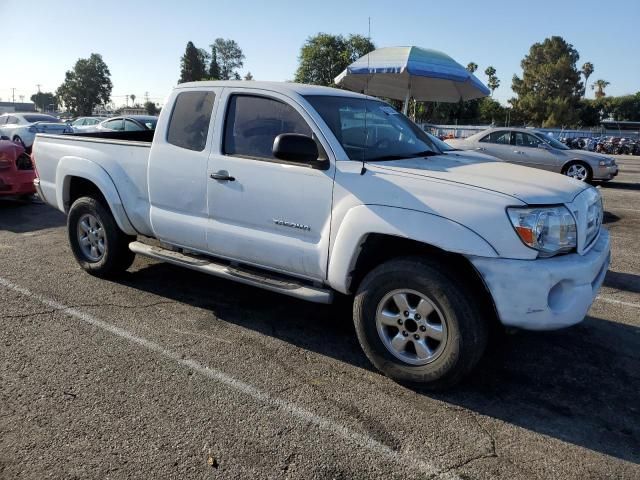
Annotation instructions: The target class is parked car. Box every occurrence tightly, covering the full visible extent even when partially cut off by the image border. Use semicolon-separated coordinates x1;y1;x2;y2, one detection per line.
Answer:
79;115;158;133
0;140;35;198
0;113;71;151
446;128;618;182
425;131;499;162
32;81;609;389
70;116;107;132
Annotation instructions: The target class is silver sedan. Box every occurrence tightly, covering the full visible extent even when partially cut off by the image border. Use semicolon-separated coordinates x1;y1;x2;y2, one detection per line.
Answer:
446;127;618;182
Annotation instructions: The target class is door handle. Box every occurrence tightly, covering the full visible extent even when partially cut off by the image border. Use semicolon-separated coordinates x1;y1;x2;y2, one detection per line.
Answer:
209;170;235;181
475;147;486;151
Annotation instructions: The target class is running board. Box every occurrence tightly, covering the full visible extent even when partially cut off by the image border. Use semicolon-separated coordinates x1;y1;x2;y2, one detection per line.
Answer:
128;241;333;304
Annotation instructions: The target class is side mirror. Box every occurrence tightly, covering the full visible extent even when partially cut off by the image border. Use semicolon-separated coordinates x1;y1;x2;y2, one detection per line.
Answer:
273;133;325;168
538;143;550;149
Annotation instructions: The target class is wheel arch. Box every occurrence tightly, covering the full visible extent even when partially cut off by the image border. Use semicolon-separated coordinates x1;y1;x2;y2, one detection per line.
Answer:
57;156;136;235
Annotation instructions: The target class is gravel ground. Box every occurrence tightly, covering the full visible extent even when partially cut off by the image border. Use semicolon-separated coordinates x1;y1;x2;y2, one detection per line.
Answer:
0;156;638;479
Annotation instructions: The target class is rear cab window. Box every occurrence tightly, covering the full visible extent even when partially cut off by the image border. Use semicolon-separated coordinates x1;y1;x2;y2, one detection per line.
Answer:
167;91;216;151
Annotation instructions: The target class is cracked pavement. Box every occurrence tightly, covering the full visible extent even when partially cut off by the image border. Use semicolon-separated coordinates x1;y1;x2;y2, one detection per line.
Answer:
1;156;639;479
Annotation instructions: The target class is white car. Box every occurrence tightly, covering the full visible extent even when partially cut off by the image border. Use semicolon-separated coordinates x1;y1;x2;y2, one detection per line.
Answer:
78;115;158;133
32;81;610;388
70;116;107;132
0;113;70;150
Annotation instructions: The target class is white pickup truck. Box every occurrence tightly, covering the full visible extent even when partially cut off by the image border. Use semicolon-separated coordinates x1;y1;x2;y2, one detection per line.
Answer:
33;81;610;388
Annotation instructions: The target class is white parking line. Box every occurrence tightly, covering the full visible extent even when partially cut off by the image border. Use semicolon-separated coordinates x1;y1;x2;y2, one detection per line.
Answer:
596;295;640;309
0;276;457;479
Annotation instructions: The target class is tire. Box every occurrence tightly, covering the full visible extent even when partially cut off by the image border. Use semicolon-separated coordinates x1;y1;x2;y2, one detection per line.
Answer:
67;196;136;277
13;136;25;149
353;256;488;390
562;161;592;183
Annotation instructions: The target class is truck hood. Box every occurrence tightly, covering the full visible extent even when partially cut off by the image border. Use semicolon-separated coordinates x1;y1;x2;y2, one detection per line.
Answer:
368;153;587;204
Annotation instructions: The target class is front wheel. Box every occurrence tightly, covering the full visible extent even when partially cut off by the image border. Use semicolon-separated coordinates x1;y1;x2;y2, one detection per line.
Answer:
67;196;136;277
353;257;488;389
563;161;592;182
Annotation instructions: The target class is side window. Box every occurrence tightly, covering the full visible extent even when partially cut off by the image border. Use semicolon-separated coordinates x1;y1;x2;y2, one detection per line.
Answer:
7;116;18;125
522;133;542;148
480;130;511;144
0;117;7;126
104;119;124;131
167;91;216;151
124;119;144;131
223;94;312;160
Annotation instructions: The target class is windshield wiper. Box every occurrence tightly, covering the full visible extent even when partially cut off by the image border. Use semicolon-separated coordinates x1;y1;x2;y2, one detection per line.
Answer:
367;150;439;162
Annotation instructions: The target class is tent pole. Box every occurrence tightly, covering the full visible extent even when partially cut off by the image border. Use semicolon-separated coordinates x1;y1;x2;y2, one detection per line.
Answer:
402;89;410;115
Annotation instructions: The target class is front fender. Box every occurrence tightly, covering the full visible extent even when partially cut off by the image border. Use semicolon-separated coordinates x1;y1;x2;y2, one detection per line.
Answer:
56;156;136;235
327;204;498;294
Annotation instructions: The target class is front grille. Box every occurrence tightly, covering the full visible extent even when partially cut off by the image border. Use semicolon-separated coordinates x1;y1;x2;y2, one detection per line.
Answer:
585;197;603;248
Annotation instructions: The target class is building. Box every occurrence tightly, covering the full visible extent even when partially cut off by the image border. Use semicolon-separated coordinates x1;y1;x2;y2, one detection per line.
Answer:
0;102;37;114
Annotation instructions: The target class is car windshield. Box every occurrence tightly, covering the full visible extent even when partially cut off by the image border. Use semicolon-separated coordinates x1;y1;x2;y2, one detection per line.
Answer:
534;132;569;150
426;132;456;151
135;117;157;130
304;95;441;161
23;115;61;123
23;115;60;123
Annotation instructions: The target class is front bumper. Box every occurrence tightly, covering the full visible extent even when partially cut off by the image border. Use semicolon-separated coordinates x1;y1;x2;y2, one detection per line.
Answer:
468;229;610;330
594;164;618;181
0;170;36;195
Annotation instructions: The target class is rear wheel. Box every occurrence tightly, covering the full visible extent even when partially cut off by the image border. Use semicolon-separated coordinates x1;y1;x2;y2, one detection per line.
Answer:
67;196;135;277
563;161;592;182
353;257;488;389
12;136;25;149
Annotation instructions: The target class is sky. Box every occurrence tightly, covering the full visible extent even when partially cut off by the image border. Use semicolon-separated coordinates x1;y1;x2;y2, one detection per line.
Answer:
1;0;638;108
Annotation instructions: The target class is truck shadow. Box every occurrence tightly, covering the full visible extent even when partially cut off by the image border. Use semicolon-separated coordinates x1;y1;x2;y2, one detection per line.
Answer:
117;261;640;464
0;199;66;233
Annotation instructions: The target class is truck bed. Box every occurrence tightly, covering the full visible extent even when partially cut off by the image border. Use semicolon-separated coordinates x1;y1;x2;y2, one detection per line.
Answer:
33;132;154;236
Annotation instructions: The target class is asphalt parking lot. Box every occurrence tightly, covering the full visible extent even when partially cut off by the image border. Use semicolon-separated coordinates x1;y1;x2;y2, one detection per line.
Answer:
1;157;638;480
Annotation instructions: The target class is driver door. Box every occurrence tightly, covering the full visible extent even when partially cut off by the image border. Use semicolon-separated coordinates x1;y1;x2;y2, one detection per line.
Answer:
205;89;335;281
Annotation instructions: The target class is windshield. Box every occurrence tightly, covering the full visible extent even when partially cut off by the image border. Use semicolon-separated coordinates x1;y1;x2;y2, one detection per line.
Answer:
425;132;456;151
534;132;569;150
23;114;60;123
304;95;441;161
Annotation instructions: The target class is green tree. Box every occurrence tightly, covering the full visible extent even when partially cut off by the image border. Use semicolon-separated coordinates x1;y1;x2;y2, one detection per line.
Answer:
210;38;245;80
30;92;58;112
178;41;207;83
208;45;221;80
130;94;136;106
581;62;594;97
466;62;478;73
591;79;610;98
244;71;254;81
294;33;375;86
484;66;500;96
478;97;506;124
144;101;159;116
511;36;582;127
56;53;112;116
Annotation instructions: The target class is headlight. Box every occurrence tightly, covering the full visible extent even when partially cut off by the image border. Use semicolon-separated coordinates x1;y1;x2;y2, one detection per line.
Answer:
507;206;577;257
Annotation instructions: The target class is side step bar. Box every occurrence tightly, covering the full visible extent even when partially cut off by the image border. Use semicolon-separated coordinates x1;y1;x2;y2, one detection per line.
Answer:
129;241;333;304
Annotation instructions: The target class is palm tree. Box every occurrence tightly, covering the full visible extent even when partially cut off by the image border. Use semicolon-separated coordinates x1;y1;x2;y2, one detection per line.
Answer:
591;79;610;98
130;94;136;106
466;62;478;74
581;62;594;97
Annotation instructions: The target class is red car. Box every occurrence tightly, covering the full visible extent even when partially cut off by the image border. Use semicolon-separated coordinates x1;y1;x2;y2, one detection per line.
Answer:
0;140;36;198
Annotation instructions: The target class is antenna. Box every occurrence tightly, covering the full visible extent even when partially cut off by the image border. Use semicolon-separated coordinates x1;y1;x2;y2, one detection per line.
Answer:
360;16;371;175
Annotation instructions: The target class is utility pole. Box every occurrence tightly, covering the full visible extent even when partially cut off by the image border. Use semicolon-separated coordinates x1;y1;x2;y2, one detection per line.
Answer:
36;84;42;112
11;88;16;104
144;91;149;104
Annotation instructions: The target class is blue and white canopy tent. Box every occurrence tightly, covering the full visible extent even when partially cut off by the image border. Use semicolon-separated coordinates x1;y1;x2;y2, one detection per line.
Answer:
334;46;490;114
